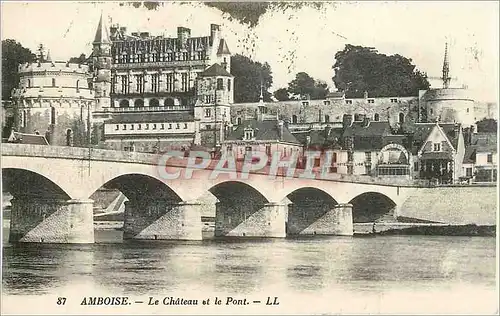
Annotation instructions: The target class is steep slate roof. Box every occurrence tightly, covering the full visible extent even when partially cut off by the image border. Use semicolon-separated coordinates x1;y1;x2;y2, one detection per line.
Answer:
463;146;476;164
198;63;233;77
226;119;300;144
293;127;343;149
8;131;49;145
94;14;111;44
107;112;194;123
343;121;392;137
407;122;461;155
471;132;497;153
217;39;231;55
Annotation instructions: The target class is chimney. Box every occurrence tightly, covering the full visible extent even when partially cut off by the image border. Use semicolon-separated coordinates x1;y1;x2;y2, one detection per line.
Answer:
342;114;353;129
277;120;284;141
177;27;191;47
454;123;460;138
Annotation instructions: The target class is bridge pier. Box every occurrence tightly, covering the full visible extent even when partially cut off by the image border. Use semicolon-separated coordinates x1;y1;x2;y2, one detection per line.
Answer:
215;201;287;238
123;200;202;240
287;203;353;236
9;196;94;243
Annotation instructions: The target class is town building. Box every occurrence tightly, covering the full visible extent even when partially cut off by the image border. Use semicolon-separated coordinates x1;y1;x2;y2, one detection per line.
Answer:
409;122;466;184
90;14;233;151
9;45;96;147
222;117;302;162
462;132;497;183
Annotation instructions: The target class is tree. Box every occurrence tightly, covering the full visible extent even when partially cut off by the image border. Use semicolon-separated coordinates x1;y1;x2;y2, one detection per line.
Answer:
287;72;329;100
476;118;497;133
273;88;290;101
69;53;87;64
332;44;430;98
2;39;36;100
231;54;273;103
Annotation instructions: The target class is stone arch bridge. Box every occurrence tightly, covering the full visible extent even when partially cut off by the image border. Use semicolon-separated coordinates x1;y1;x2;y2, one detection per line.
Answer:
2;144;419;243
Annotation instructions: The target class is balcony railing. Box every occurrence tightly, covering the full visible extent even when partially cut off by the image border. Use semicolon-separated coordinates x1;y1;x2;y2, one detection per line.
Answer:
101;106;191;113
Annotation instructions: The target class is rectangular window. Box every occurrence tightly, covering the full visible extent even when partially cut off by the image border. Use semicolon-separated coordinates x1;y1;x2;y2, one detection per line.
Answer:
433;143;441;151
347;165;353;175
227;79;231;91
121;75;127;94
160;123;164;129
166;73;174;92
153;124;157;130
345;100;352;104
122;124;127;130
205;108;211;117
130;124;134;130
135;75;143;93
217;78;224;90
466;167;473;177
367;99;375;103
365;152;371;162
115;124;119;131
323;100;331;105
168;124;172;129
206;124;211;130
487;153;493;163
302;101;309;106
181;73;188;92
184;123;188;129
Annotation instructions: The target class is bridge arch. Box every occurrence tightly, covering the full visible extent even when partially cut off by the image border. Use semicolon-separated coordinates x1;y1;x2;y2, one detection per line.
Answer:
286;187;338;206
2;168;71;200
208;180;269;205
349;191;397;223
90;172;183;204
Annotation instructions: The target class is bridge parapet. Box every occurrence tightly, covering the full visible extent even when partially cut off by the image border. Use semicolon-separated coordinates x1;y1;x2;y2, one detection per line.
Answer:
1;143;464;188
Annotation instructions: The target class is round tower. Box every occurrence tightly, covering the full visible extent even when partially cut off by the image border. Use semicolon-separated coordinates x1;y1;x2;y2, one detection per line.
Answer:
11;45;96;146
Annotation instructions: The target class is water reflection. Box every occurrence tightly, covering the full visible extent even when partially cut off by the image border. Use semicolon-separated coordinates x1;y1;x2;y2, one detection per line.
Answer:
2;232;497;300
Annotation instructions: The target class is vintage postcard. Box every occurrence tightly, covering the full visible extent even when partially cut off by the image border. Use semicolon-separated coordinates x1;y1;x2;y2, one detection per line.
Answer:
1;1;498;315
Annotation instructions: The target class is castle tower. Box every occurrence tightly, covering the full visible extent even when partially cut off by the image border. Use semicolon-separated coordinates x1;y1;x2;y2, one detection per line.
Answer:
194;63;234;147
92;13;112;109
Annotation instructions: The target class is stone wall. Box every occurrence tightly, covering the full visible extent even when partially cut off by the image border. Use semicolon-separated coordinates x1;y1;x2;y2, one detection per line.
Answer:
398;185;497;225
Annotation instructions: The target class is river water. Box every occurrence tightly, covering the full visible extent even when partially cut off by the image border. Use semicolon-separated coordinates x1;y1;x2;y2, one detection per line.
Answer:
2;226;498;315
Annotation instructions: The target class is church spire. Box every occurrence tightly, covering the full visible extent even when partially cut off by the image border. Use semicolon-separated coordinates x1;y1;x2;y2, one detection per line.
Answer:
93;12;111;44
442;42;451;89
46;50;52;62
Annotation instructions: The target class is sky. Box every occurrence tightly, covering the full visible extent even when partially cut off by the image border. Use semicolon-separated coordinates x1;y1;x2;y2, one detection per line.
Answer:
1;1;498;102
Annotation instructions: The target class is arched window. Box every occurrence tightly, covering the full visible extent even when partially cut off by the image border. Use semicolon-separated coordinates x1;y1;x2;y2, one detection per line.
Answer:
149;98;159;107
325;115;330;123
66;129;73;146
227;79;231;91
27;79;31;88
164;98;175;107
52;78;56;87
119;100;130;108
76;80;80;93
292;115;298;124
134;99;144;108
237;117;242;125
399;112;405;123
50;106;56;125
374;113;380;121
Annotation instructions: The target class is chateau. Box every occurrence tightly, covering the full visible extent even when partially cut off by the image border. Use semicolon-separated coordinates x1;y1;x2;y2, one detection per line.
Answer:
6;14;497;183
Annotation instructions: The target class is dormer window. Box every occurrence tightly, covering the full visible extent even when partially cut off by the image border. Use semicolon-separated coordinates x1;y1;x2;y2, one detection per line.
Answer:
345;99;352;104
302;101;309;106
367;99;375;104
244;128;254;140
433;143;441;151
